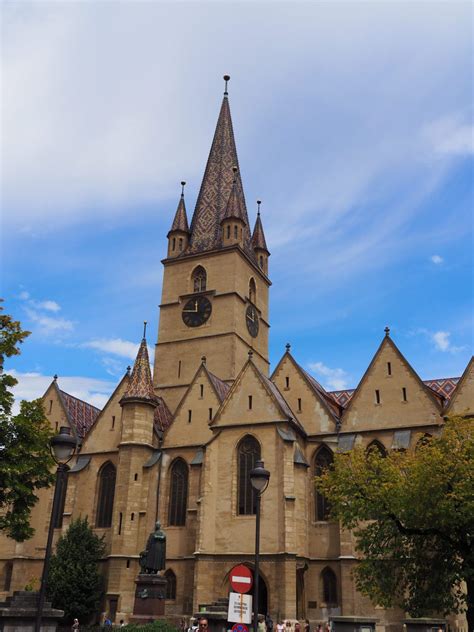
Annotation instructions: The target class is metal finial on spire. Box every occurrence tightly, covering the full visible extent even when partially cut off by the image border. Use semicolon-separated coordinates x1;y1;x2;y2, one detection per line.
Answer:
143;321;147;339
201;355;207;365
53;374;58;381
257;200;261;216
126;365;131;375
223;74;230;95
248;349;253;359
384;326;390;337
285;343;291;352
180;181;186;197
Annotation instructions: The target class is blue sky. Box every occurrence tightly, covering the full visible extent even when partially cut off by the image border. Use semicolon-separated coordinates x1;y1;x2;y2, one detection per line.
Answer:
2;1;472;409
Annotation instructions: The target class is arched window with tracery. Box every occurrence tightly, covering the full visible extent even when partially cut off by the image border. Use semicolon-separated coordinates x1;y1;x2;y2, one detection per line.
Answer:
249;278;256;304
96;462;116;528
237;435;261;515
366;440;387;458
53;466;69;528
314;446;333;521
321;567;338;605
168;459;188;526
192;266;207;293
164;569;177;599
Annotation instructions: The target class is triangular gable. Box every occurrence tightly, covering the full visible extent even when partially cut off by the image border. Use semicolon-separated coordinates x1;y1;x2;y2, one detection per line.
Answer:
42;380;75;436
163;363;222;447
444;356;474;416
80;374;130;453
271;351;341;433
211;357;303;433
343;333;443;431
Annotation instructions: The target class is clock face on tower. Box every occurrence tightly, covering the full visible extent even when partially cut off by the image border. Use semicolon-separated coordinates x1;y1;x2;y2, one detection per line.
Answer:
182;296;212;327
246;305;259;338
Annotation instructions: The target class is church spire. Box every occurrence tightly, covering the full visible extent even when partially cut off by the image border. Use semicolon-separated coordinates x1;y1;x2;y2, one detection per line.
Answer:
167;182;190;258
252;200;270;274
188;76;252;255
121;327;158;406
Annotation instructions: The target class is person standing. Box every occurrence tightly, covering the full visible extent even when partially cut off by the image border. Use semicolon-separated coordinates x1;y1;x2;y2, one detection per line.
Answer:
71;619;79;632
276;621;284;632
265;614;273;632
304;620;310;632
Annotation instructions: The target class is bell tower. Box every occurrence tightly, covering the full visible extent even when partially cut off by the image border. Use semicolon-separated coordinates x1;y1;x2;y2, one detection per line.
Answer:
153;77;271;411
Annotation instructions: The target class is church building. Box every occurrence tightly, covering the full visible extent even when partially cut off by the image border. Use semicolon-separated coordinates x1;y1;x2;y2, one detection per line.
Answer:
1;78;472;631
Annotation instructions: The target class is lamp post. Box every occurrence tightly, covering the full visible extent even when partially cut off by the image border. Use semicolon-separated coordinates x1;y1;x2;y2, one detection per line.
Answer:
250;460;270;632
35;426;77;632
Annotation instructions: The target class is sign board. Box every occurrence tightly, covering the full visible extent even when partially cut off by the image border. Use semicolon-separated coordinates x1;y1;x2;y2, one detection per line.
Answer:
228;592;252;624
229;564;253;594
232;624;249;632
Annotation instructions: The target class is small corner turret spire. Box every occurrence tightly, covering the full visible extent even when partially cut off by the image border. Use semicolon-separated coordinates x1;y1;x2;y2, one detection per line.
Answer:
143;321;147;339
223;74;230;96
167;181;190;257
121;332;157;406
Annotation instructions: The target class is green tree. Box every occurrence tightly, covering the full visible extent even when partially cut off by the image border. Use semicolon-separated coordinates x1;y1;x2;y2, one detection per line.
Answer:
316;416;474;629
0;302;55;541
47;517;106;622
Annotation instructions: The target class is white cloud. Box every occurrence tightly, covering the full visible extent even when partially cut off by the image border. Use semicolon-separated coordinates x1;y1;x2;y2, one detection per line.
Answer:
8;370;116;414
307;361;350;391
82;338;140;360
431;331;463;354
424;116;474;156
18;290;30;300
430;255;444;264
35;300;61;312
24;307;74;336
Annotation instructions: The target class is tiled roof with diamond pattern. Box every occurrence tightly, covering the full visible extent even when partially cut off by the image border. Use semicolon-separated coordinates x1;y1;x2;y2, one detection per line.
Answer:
122;338;158;404
154;397;173;433
58;390;101;439
251;213;269;253
169;195;189;234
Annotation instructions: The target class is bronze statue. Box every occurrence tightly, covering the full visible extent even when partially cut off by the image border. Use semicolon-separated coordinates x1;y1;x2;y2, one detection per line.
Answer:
139;521;166;574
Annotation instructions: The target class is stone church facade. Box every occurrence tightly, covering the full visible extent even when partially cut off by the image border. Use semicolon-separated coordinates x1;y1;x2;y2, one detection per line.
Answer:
1;81;473;631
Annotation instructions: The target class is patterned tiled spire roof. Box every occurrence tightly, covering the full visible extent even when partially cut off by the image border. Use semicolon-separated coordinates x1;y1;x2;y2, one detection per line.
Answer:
251;205;269;253
188;81;252;255
168;183;190;235
122;333;158;406
222;170;247;224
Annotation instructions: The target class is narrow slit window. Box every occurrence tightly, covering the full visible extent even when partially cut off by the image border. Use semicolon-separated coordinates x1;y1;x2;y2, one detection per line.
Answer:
49;400;53;414
200;384;204;397
297;398;302;412
134;473;138;481
248;395;253;410
402;387;407;401
172;237;176;251
234;225;238;238
209;408;213;421
126;559;130;568
285;377;290;389
178;360;181;378
179;238;183;251
55;421;59;432
227;225;231;239
131;513;134;521
375;389;381;404
118;512;122;535
111;415;115;429
387;362;392;376
188;410;192;423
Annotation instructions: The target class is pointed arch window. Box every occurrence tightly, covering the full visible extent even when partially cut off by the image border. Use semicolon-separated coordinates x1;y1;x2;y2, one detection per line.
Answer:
321;567;338;605
314;446;333;521
366;440;387;458
168;459;188;526
249;278;256;304
238;435;261;515
96;462;116;528
164;569;177;599
192;266;207;293
53;466;69;528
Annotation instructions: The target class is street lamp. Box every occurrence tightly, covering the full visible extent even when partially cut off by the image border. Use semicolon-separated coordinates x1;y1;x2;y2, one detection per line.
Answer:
35;426;77;632
250;460;270;632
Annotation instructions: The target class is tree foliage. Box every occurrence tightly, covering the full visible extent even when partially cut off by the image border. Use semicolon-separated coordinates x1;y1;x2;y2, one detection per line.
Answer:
316;416;474;625
47;517;106;623
0;302;55;541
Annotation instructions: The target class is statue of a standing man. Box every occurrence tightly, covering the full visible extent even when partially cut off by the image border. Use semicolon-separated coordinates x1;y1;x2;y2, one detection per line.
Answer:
140;521;166;574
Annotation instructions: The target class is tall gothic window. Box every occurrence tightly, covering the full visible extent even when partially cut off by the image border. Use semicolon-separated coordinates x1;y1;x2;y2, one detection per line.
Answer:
314;446;333;521
249;278;256;304
164;569;177;599
321;567;338;605
96;462;116;528
168;459;188;526
238;435;261;515
192;266;207;293
366;440;387;457
53;466;69;528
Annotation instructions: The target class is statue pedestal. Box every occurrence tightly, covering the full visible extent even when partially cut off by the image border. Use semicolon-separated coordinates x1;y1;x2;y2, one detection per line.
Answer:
130;574;167;622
